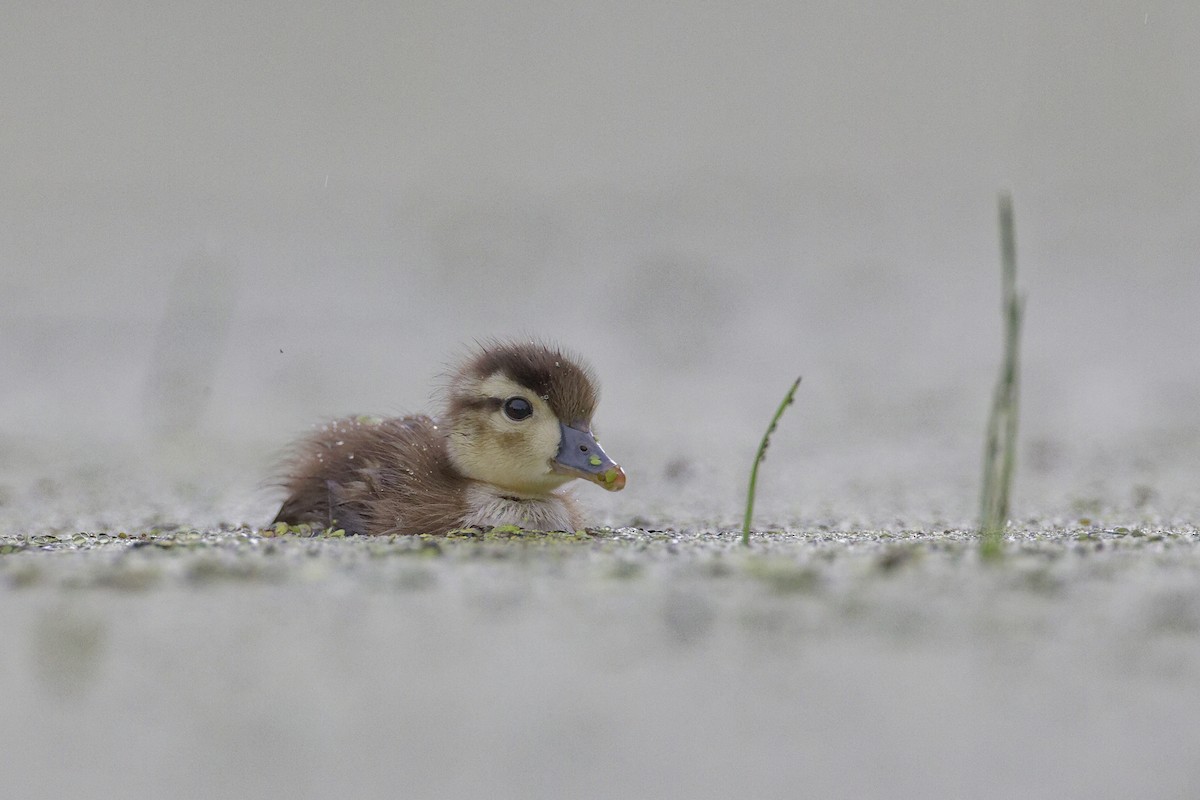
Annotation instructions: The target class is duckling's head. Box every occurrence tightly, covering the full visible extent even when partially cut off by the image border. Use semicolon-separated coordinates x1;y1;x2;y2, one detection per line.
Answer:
443;341;626;497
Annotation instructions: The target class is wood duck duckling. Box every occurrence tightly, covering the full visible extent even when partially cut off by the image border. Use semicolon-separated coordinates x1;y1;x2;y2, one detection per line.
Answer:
273;340;626;535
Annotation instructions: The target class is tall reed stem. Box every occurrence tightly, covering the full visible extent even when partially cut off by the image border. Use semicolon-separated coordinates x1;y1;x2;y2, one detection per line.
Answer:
980;193;1025;559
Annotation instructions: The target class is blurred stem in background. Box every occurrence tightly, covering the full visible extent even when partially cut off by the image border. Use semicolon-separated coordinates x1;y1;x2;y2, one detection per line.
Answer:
980;193;1025;559
142;249;236;440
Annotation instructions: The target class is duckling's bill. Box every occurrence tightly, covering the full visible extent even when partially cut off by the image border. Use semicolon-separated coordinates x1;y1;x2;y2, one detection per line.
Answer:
553;423;626;491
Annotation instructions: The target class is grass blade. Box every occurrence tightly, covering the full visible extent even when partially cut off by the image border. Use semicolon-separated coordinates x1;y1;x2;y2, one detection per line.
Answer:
742;376;802;546
980;193;1025;559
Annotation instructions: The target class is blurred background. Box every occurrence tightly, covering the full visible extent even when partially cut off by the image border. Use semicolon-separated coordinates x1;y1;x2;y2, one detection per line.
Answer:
2;0;1198;530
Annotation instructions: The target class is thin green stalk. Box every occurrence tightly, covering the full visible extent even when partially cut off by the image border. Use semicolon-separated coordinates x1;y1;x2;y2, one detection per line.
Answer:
980;193;1025;559
742;376;802;546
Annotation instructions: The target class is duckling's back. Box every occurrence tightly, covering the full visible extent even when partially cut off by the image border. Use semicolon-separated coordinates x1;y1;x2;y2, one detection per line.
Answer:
273;415;468;536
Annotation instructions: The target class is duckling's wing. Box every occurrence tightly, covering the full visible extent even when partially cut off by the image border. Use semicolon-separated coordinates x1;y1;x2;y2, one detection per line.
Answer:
356;416;471;535
274;415;465;535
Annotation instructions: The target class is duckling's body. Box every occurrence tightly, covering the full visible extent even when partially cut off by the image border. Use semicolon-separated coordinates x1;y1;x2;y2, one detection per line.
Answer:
273;342;624;535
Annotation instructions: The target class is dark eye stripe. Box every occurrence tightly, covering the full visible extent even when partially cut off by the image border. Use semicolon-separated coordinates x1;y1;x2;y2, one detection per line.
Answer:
502;396;533;421
452;396;503;413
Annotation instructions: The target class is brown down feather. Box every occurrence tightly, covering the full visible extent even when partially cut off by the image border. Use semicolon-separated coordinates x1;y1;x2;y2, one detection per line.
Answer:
448;340;598;426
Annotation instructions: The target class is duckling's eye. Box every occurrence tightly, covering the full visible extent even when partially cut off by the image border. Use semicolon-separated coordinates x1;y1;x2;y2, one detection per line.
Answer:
502;397;533;421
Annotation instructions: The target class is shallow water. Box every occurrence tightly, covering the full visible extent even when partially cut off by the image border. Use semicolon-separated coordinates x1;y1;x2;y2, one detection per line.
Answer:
3;526;1200;799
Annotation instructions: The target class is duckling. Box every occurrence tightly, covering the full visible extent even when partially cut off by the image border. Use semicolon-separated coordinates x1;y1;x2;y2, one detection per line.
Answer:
272;340;626;535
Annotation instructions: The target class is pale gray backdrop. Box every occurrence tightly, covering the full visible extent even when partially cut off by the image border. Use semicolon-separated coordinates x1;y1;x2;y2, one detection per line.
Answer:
3;2;1198;526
